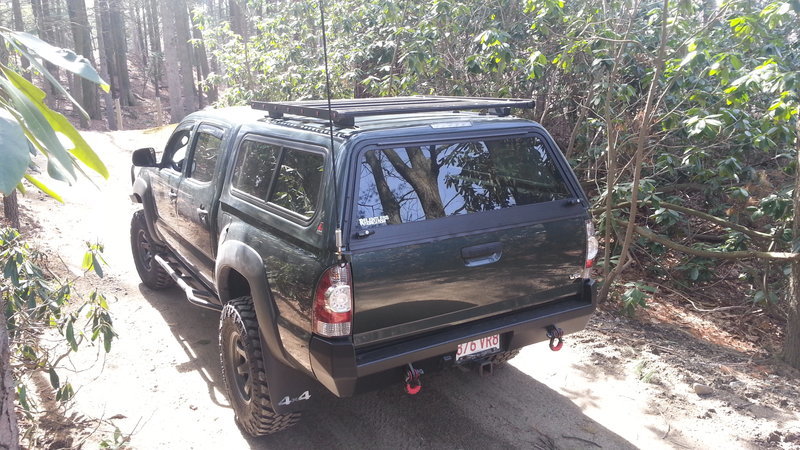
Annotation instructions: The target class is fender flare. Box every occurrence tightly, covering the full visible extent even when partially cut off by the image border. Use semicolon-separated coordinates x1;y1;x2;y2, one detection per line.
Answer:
215;239;289;365
131;176;165;246
216;239;314;413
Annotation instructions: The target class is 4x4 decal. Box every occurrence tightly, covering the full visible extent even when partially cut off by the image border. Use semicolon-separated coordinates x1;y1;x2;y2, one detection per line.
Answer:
278;390;311;406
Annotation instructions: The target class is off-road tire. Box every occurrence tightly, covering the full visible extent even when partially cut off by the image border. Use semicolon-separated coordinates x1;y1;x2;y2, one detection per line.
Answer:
219;297;300;436
487;349;520;365
130;210;174;289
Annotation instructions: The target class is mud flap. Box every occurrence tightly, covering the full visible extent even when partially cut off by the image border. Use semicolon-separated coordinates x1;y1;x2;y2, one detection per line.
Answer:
260;335;316;414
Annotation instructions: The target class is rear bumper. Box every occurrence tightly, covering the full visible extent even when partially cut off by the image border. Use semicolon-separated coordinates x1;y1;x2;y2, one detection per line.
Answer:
309;279;596;397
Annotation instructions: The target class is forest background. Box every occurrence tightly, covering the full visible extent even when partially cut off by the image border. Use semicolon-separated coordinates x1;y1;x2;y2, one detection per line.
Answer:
0;0;798;443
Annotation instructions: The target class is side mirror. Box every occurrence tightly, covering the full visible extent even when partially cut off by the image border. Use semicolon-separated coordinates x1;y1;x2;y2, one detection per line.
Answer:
132;147;157;167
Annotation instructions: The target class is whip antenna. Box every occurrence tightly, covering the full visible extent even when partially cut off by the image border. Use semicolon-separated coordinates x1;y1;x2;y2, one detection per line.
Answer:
318;0;343;259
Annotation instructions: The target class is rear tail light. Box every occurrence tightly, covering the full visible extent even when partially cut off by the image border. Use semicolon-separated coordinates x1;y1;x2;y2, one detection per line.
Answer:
584;220;598;278
313;263;353;337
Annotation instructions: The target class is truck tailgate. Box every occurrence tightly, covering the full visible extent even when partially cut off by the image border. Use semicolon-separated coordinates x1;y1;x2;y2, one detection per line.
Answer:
350;215;586;347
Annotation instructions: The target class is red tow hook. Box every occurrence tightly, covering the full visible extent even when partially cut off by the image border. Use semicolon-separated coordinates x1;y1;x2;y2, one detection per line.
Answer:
404;363;424;395
546;325;564;351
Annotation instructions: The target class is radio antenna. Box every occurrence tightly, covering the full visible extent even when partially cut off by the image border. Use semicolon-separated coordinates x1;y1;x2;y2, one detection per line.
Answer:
318;0;344;260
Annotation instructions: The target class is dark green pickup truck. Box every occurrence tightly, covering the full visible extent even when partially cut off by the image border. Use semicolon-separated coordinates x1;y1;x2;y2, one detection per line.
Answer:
129;96;597;436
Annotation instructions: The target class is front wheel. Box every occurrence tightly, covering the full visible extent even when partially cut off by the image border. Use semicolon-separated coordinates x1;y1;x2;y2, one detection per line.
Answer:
130;210;174;289
219;297;300;436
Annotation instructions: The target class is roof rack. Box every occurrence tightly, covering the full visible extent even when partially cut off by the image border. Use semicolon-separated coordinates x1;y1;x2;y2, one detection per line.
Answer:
250;96;535;127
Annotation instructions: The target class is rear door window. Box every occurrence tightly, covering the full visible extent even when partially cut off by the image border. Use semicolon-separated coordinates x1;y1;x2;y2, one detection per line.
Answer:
231;138;324;221
356;136;571;229
231;140;281;201
269;149;324;219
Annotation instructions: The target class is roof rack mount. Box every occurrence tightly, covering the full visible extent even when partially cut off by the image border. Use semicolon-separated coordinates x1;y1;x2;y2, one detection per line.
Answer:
250;96;535;127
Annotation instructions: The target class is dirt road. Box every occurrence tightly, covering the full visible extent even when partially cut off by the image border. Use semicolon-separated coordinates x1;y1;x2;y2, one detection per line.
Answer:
16;129;800;449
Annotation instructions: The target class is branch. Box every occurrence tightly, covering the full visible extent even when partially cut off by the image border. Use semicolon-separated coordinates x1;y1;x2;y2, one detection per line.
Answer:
596;200;773;241
617;219;799;261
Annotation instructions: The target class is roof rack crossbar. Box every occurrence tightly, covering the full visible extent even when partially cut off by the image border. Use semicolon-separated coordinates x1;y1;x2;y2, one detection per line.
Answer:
251;96;535;127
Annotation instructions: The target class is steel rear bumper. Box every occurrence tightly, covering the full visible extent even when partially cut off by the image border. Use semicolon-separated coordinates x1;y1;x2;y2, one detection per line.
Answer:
309;279;597;397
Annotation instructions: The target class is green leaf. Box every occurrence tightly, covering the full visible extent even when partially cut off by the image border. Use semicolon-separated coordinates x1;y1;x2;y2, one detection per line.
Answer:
3;39;90;119
16;383;31;413
66;321;78;352
0;109;31;194
92;254;104;278
48;367;60;389
4;257;19;286
103;329;113;353
8;31;109;92
81;251;93;271
2;66;108;179
0;73;76;182
23;174;63;203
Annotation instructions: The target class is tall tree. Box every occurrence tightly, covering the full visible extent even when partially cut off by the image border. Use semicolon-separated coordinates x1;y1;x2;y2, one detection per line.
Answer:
160;0;185;121
10;0;29;81
174;0;196;113
30;0;59;106
109;0;134;106
191;10;217;105
228;0;247;37
66;0;100;126
97;0;134;108
145;0;162;97
94;0;118;130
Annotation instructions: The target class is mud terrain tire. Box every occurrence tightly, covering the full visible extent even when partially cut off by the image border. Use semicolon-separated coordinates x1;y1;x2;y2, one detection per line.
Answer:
130;210;174;289
219;297;300;436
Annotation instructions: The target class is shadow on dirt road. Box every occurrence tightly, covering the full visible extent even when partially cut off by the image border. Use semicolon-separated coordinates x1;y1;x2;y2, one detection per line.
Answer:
139;284;635;449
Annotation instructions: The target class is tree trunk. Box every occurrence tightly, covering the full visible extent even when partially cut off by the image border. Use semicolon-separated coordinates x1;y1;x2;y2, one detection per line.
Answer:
597;0;670;303
110;0;135;106
132;0;147;68
10;0;30;81
95;2;118;130
146;0;162;96
228;0;247;37
0;307;20;450
191;16;217;104
785;114;800;367
97;0;118;102
30;0;58;108
2;193;20;230
600;3;639;281
67;0;100;125
174;0;197;113
160;0;186;122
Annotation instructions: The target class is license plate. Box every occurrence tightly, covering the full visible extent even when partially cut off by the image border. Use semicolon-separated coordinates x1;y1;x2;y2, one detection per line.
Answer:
456;334;500;362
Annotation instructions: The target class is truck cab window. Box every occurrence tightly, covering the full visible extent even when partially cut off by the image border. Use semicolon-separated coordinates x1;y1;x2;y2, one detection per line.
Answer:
188;130;223;183
163;128;192;172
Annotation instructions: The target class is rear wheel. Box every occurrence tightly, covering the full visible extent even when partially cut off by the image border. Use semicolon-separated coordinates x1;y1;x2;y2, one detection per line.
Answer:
219;297;300;436
130;210;174;289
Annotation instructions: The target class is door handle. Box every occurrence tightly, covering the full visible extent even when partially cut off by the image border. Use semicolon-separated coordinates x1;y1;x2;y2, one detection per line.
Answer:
197;208;209;226
461;242;503;267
